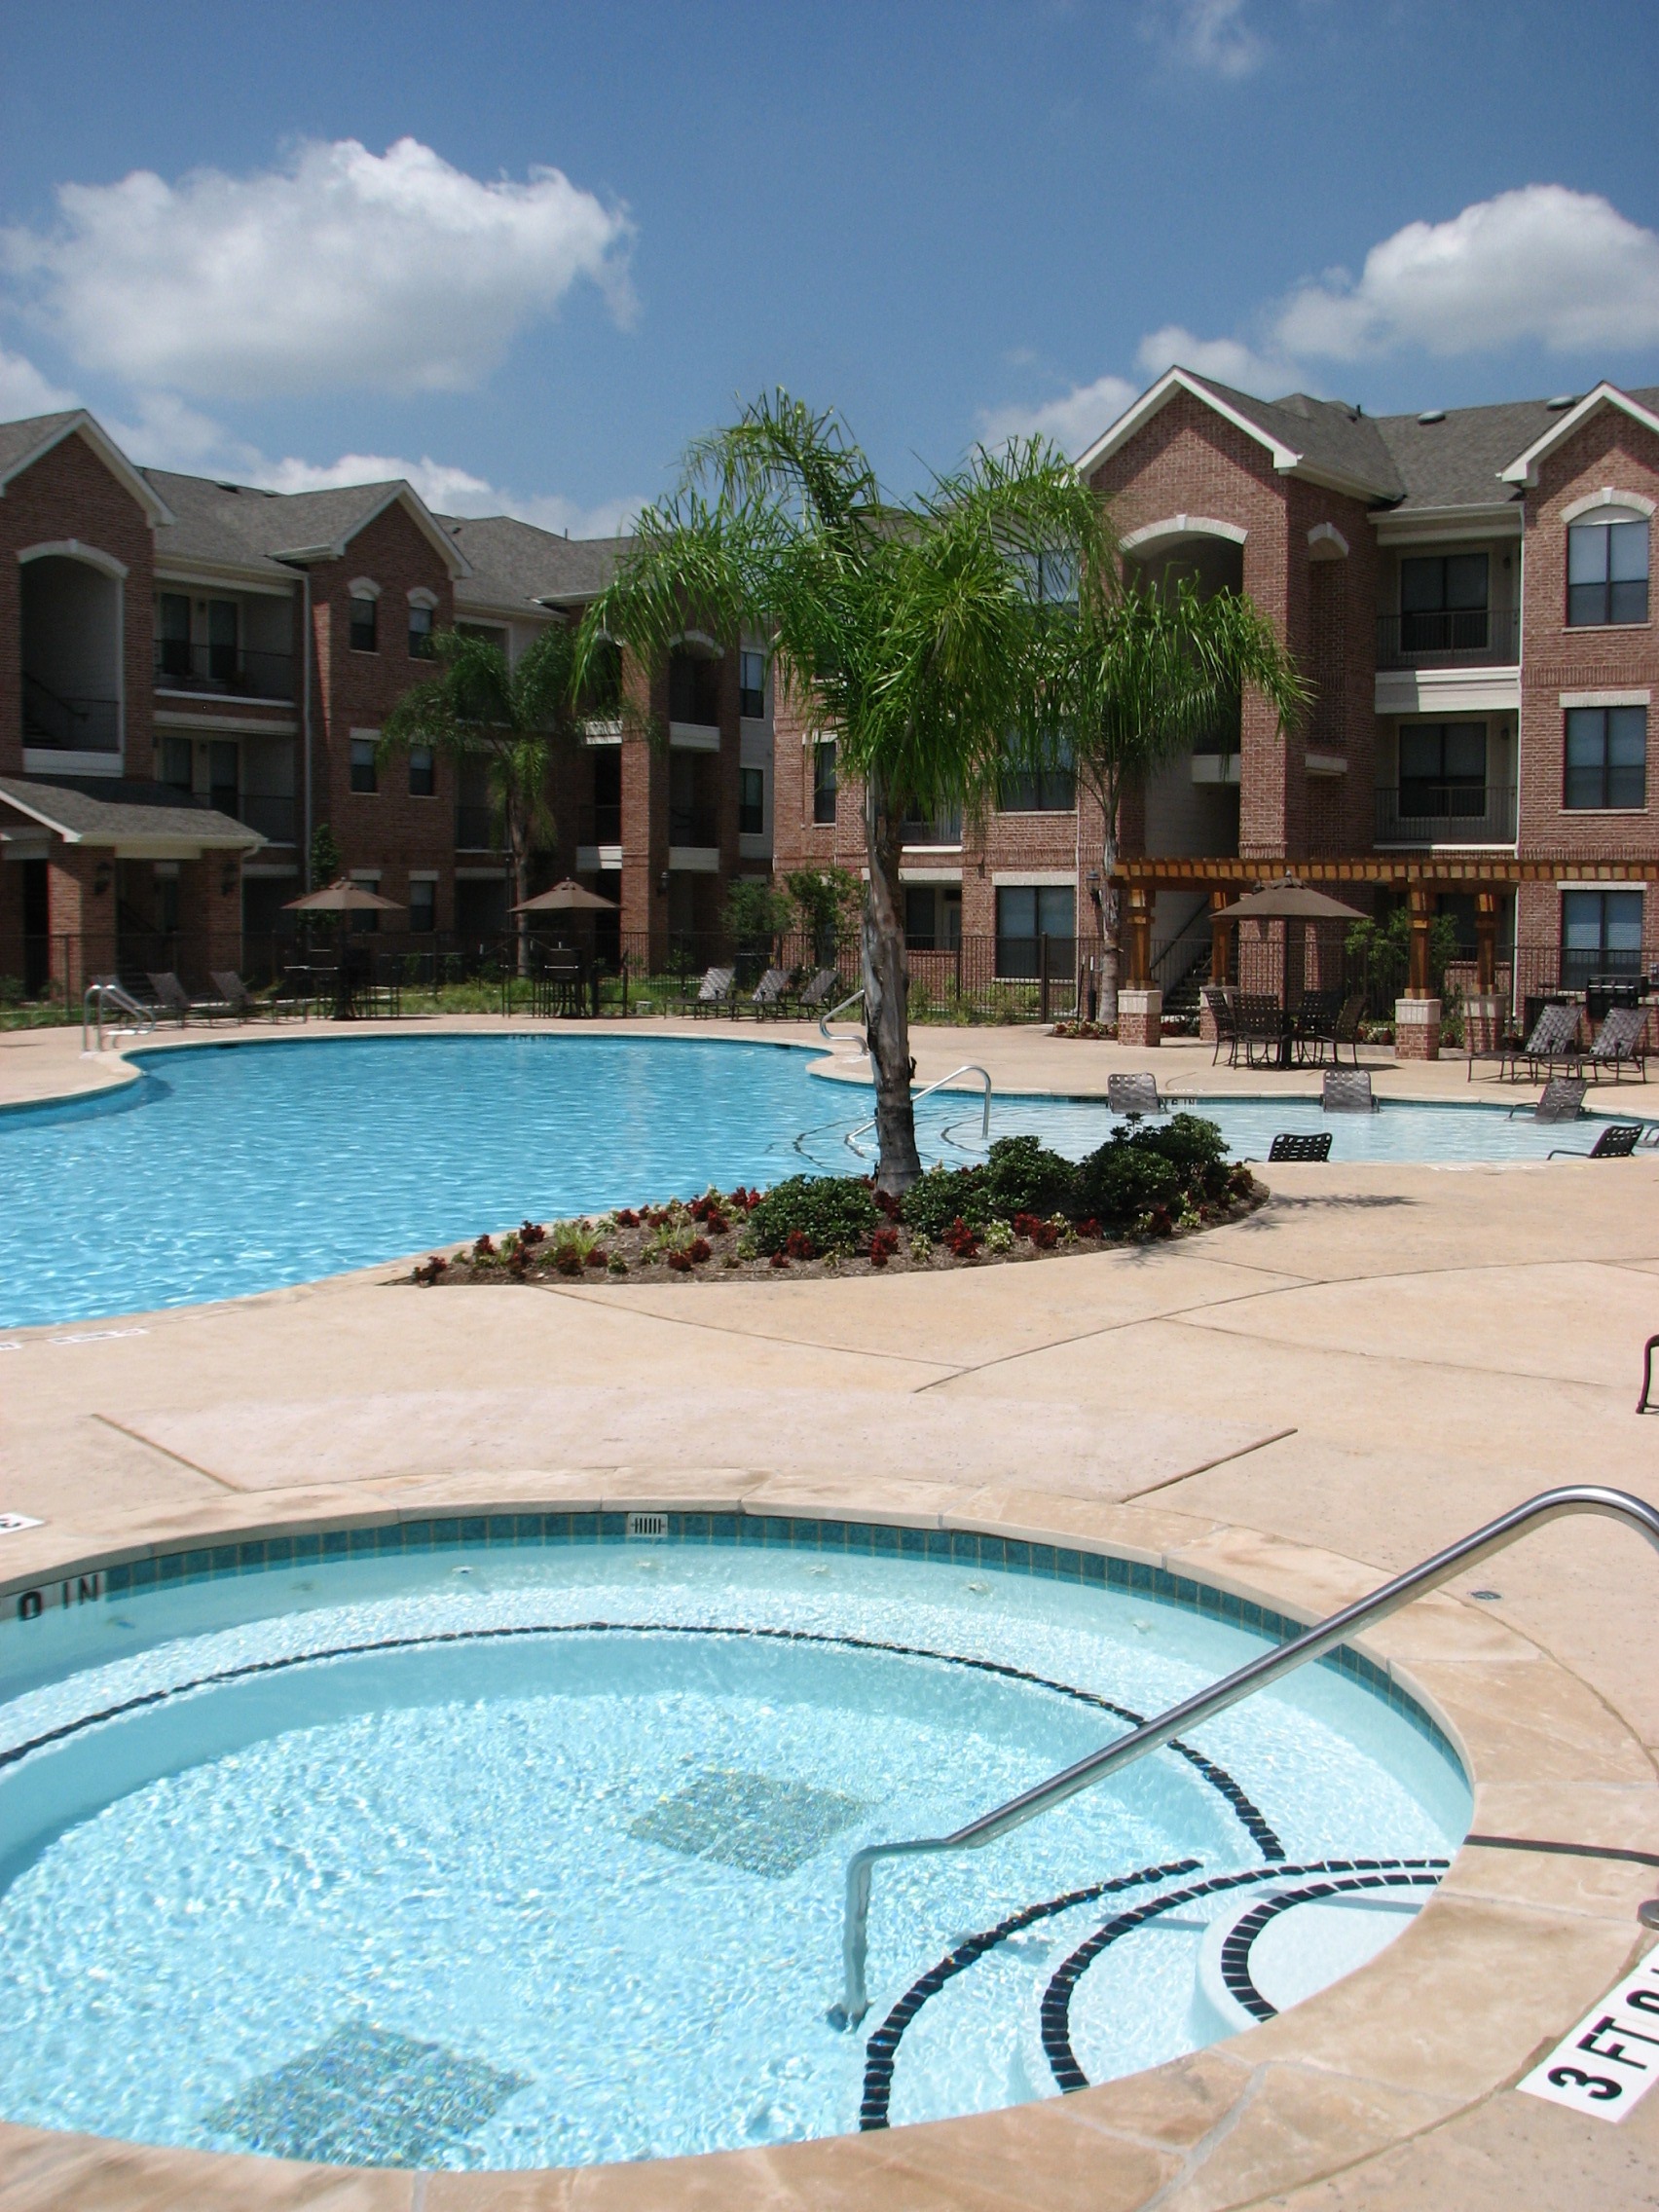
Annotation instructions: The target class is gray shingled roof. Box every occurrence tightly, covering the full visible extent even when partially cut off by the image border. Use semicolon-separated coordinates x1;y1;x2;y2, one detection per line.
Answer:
1370;383;1659;511
1185;375;1404;499
0;776;262;849
145;470;413;573
441;514;628;611
0;411;81;485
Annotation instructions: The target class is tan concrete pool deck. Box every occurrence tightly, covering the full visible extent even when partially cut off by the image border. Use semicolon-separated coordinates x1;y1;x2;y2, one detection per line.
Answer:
1;1015;1658;2206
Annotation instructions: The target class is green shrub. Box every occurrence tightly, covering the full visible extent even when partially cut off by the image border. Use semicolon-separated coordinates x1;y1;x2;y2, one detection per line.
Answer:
1075;1140;1182;1227
1124;1113;1232;1200
981;1134;1079;1221
900;1162;990;1238
746;1175;881;1257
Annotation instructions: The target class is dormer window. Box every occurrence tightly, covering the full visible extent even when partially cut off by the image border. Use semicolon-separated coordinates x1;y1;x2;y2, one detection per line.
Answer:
349;592;379;652
1567;513;1649;627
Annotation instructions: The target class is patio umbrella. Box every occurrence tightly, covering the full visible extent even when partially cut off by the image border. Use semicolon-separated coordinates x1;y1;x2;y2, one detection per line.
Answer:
510;879;619;913
283;877;405;914
1212;878;1366;923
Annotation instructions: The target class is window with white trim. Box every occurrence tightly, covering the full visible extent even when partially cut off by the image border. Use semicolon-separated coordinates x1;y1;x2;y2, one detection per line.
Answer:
1567;514;1649;627
1562;889;1642;988
738;766;764;835
812;739;836;825
408;744;435;797
1564;705;1646;809
349;594;378;652
408;602;434;658
350;737;378;793
739;649;766;719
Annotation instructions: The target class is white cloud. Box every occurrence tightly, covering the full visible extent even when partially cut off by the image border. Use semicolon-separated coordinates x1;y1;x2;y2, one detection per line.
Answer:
1133;323;1302;395
1274;185;1659;360
978;371;1139;457
0;343;76;418
3;136;633;400
1151;0;1263;78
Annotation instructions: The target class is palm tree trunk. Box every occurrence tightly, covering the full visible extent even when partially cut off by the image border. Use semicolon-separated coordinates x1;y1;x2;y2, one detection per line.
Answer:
1098;824;1122;1027
862;775;922;1195
509;800;532;979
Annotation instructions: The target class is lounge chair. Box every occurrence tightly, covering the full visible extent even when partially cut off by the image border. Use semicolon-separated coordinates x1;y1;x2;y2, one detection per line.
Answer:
1466;1004;1525;1082
209;970;281;1021
1547;1122;1646;1160
680;965;736;1017
147;971;234;1024
1508;1076;1587;1124
796;967;843;1015
1589;1006;1649;1084
1515;1002;1585;1082
1640;1334;1659;1415
1107;1072;1165;1118
1321;1069;1377;1113
1201;985;1239;1067
1268;1131;1333;1162
747;967;794;1019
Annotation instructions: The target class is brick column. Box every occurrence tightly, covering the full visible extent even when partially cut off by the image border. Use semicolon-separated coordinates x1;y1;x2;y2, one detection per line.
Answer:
48;848;116;1001
1394;995;1442;1060
177;852;245;982
1118;986;1162;1049
1463;995;1502;1053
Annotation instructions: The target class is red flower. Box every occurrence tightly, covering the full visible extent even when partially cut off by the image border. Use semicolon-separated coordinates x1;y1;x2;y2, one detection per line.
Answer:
519;1220;546;1246
666;1248;693;1272
413;1254;449;1285
942;1217;979;1259
1075;1217;1101;1238
785;1229;816;1262
615;1208;640;1229
554;1247;583;1276
689;1237;712;1265
473;1234;496;1257
583;1247;609;1269
769;1250;791;1269
868;1227;900;1268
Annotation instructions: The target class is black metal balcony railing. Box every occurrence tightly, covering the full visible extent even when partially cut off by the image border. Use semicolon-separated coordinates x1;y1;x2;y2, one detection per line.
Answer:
1375;608;1519;669
577;802;622;846
153;641;296;702
668;805;719;847
21;675;120;751
899;808;964;845
1376;783;1518;844
234;793;297;842
455;804;500;850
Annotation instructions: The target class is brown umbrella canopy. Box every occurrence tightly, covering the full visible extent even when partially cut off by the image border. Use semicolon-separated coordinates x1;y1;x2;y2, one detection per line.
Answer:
283;876;405;913
1212;878;1366;923
511;879;620;914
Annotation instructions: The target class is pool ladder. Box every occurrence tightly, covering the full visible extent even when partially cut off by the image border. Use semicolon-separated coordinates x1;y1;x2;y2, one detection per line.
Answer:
843;1064;993;1154
829;1483;1659;2027
82;979;157;1053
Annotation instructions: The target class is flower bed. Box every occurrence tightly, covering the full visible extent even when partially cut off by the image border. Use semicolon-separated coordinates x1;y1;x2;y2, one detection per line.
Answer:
409;1118;1265;1289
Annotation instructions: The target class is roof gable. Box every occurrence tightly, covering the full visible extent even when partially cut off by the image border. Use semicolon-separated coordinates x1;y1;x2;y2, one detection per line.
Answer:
1072;368;1402;502
0;411;174;525
268;481;471;576
1498;383;1659;487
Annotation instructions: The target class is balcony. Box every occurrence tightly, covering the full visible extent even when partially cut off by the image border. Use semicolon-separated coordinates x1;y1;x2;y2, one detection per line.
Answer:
1376;609;1518;670
578;801;622;845
154;640;295;703
1376;783;1517;846
456;804;500;850
899;807;963;847
668;804;719;847
22;674;120;752
234;793;296;843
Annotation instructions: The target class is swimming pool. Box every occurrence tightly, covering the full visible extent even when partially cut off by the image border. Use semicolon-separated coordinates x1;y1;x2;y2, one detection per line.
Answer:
0;1516;1468;2170
0;1033;1648;1329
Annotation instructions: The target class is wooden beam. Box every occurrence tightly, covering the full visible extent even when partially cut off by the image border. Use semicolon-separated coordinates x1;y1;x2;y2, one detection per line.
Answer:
1117;854;1659;889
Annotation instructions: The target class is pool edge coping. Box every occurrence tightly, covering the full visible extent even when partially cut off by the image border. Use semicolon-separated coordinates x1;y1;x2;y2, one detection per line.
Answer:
0;1478;1651;2212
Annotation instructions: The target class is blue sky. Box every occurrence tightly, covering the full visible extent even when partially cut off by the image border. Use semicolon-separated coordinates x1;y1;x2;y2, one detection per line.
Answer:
1;0;1656;532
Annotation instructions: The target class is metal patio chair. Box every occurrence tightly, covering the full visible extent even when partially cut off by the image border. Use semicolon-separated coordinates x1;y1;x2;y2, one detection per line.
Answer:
1589;1006;1649;1084
1201;985;1240;1067
1321;1068;1378;1113
1509;1076;1587;1124
1268;1131;1333;1162
1516;1001;1586;1082
1547;1123;1646;1160
1107;1072;1166;1118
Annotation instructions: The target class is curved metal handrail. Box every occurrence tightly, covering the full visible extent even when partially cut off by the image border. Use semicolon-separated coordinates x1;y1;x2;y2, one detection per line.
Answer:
82;979;157;1053
829;1483;1659;2026
818;989;866;1051
845;1063;993;1148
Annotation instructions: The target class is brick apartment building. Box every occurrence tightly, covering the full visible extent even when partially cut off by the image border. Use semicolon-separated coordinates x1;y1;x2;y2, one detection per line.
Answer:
772;369;1659;1052
0;408;774;996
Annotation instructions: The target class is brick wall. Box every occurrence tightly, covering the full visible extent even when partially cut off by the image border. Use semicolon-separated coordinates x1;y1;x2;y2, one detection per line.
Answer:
0;427;156;779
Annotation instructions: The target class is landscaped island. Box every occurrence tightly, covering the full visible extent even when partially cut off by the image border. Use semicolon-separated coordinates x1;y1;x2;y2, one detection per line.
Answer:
411;1115;1264;1287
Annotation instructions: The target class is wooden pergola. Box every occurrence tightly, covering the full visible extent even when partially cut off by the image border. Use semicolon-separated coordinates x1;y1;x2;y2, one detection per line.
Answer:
1112;856;1659;997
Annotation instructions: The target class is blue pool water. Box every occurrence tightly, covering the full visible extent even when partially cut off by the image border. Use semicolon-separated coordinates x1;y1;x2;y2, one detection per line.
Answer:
0;1524;1469;2168
0;1033;1647;1329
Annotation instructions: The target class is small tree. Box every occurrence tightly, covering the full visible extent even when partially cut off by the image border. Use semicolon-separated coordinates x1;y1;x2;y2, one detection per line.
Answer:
723;877;793;966
379;627;596;972
786;864;862;966
1345;907;1461;1016
1034;568;1309;1025
576;392;1083;1192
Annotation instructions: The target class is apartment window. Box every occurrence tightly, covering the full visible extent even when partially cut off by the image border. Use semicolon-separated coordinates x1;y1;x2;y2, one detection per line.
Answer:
812;738;837;825
996;885;1075;977
668;647;720;725
409;745;436;796
349;594;379;652
350;738;378;793
408;879;437;933
1567;516;1649;627
408;602;434;658
160;735;194;793
208;738;239;819
1399;722;1487;816
1564;705;1646;810
1562;889;1643;989
157;593;191;681
739;766;765;835
998;742;1076;813
207;599;239;682
903;884;961;951
739;649;766;719
1399;553;1489;653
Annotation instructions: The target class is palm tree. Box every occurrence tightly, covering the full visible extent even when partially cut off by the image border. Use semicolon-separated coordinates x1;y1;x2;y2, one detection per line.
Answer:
379;626;596;973
575;391;1088;1193
1035;551;1309;1024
